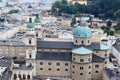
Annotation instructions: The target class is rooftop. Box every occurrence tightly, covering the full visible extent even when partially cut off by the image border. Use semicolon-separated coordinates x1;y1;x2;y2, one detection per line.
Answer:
104;68;120;80
36;51;72;61
100;43;109;50
0;58;11;67
0;39;25;46
72;47;92;55
37;40;109;51
113;38;120;52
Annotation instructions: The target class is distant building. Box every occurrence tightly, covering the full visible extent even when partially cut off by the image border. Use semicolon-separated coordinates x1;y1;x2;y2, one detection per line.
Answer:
68;0;87;5
103;68;120;80
112;38;120;65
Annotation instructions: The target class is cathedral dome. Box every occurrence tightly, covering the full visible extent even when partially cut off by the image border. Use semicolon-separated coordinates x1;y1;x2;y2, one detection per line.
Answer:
73;25;92;38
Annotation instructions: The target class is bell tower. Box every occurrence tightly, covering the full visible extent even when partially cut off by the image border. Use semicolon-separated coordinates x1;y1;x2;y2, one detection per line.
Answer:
23;17;37;76
34;14;43;40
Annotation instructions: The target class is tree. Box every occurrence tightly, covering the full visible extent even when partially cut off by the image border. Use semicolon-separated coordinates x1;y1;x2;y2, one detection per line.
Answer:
114;23;120;31
52;0;120;19
52;1;60;8
68;5;78;14
114;10;120;20
8;9;19;14
61;0;68;4
107;20;112;27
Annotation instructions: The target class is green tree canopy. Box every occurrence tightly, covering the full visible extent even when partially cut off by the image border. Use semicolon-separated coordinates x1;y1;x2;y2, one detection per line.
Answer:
107;20;112;27
114;23;120;31
52;0;120;19
8;9;19;14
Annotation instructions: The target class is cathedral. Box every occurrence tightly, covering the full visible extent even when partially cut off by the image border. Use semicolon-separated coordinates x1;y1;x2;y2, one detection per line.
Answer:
0;15;110;80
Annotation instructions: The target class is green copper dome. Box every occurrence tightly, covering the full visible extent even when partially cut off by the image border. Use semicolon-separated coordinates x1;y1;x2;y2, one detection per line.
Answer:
72;47;92;55
34;14;40;23
73;25;92;38
27;18;34;28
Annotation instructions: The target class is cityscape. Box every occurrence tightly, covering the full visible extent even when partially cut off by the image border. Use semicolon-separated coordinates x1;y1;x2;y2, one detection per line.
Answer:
0;0;119;80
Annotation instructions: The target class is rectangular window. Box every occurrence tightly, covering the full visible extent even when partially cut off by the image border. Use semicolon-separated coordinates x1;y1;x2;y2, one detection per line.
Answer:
29;55;31;58
88;66;91;69
80;59;84;62
48;62;51;65
80;67;84;70
95;65;99;68
105;54;107;57
65;63;68;66
36;32;38;37
40;62;43;65
65;69;68;71
29;40;31;44
88;58;91;61
40;68;43;70
56;63;60;66
73;65;75;68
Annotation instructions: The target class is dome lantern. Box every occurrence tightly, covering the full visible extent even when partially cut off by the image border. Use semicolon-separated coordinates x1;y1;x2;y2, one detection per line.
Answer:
27;18;34;28
34;14;40;23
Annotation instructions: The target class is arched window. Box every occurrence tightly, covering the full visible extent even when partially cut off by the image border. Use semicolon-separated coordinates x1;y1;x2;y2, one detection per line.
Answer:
29;54;31;58
82;41;84;44
27;75;30;79
14;74;17;79
18;74;21;79
88;40;89;43
36;32;38;37
23;74;26;79
76;40;77;43
29;40;31;44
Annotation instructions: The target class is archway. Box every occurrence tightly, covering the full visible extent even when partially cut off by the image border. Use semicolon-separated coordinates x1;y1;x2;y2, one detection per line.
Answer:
18;74;21;79
23;74;26;79
14;74;17;79
27;75;30;79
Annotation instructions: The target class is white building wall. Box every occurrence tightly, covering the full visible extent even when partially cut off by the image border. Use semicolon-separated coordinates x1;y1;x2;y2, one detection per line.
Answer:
0;67;7;75
112;47;120;65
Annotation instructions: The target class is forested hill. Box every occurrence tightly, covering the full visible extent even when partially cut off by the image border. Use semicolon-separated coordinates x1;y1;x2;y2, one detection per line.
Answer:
52;0;120;20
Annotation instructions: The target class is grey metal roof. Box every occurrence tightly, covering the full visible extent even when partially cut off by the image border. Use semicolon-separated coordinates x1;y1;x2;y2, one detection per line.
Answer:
37;40;102;50
104;68;120;80
87;43;100;50
92;54;104;62
37;40;74;49
0;58;11;67
36;51;72;61
36;51;104;62
113;38;120;52
0;39;25;46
